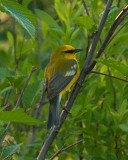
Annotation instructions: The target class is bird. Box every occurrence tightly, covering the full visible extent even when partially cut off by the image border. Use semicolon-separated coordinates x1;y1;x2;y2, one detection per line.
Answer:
44;45;83;130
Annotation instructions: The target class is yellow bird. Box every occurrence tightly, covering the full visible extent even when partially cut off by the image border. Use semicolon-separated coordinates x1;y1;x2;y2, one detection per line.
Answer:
44;45;83;130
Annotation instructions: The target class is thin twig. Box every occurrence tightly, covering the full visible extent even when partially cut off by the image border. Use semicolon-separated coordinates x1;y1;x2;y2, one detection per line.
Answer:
2;91;9;107
90;0;96;24
33;0;41;69
29;77;47;143
86;34;91;58
81;0;91;57
49;144;66;160
117;0;121;8
37;1;113;159
107;20;128;46
107;67;117;111
0;67;36;147
13;19;17;66
15;67;36;109
81;0;90;16
90;71;128;83
49;140;83;160
15;31;26;71
83;0;113;68
0;103;11;112
115;136;119;158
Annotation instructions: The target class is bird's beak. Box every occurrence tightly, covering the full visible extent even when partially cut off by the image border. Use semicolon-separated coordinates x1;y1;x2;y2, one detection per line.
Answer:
74;49;84;53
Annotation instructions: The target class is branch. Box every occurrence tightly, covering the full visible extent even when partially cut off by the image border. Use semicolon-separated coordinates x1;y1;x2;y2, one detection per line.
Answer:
0;67;36;147
81;0;91;57
32;0;41;69
37;1;113;159
0;103;11;112
81;0;90;16
15;67;36;109
90;71;128;83
15;31;26;71
49;140;83;160
107;20;128;46
88;5;128;71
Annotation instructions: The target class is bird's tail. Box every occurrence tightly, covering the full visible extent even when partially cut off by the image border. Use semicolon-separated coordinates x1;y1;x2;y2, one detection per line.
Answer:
47;95;61;130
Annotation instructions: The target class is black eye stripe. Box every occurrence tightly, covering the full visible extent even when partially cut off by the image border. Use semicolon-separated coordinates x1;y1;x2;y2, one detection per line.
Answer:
64;49;84;53
64;50;75;53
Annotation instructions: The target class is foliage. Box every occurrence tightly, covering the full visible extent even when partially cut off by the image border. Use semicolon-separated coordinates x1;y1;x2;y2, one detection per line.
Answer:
0;0;128;159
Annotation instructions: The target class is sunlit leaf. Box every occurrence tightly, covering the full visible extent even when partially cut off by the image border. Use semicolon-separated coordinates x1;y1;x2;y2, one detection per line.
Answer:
36;9;63;34
0;109;43;125
0;1;36;39
119;124;128;133
22;80;43;108
73;16;95;30
1;143;23;159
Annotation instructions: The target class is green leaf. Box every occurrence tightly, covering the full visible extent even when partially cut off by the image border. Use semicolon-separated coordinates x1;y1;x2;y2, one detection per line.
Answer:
119;99;127;113
71;27;82;42
0;67;9;80
1;143;23;159
22;80;43;108
73;16;95;30
0;109;43;125
0;121;6;137
119;124;128;133
55;1;68;26
106;6;121;24
36;9;63;34
14;75;26;88
7;32;13;46
0;1;36;39
96;58;128;78
22;0;31;7
0;86;12;94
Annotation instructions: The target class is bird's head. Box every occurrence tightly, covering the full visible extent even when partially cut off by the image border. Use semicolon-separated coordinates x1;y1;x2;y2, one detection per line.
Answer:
51;45;83;59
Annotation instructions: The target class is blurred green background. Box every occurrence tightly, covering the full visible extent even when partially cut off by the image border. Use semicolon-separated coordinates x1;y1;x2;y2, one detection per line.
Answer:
0;0;128;159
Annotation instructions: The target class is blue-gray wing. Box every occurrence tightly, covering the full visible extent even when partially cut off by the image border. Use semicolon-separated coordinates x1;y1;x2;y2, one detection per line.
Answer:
47;60;77;100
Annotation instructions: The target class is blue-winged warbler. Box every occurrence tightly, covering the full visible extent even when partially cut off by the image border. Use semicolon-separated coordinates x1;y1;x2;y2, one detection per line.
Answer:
44;45;83;130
